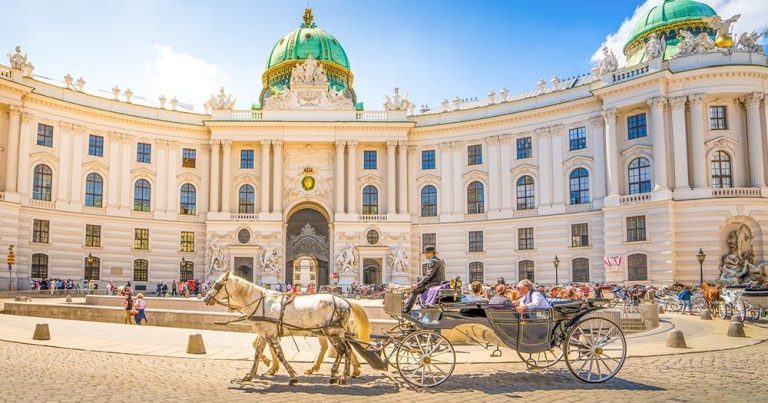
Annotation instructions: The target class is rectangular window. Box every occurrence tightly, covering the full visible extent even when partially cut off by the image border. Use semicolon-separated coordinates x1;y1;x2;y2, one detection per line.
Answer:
568;127;587;151
32;219;50;244
133;228;149;250
571;223;589;247
136;142;151;163
468;231;484;252
467;144;482;165
182;148;196;168
240;149;254;169
421;150;436;170
36;123;54;147
180;231;195;252
180;261;194;282
363;150;377;170
85;224;101;247
88;135;104;157
627;113;647;140
518;227;534;250
709;106;727;130
422;233;436;251
626;216;647;242
516;137;532;159
133;260;148;282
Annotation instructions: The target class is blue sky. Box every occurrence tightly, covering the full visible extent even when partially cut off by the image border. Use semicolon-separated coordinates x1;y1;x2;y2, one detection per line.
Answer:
1;0;764;111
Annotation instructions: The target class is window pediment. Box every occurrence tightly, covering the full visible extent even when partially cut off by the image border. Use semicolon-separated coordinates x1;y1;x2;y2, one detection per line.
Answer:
30;150;59;163
510;163;538;177
620;144;652;157
462;169;488;183
563;155;593;170
359;174;384;186
130;166;156;180
416;173;441;186
82;160;110;173
177;172;201;184
705;136;738;154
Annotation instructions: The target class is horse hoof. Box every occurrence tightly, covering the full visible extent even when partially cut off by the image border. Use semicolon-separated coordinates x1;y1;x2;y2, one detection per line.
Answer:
352;370;361;378
266;370;277;376
241;375;253;382
289;378;298;386
338;378;348;386
304;369;315;375
329;378;338;385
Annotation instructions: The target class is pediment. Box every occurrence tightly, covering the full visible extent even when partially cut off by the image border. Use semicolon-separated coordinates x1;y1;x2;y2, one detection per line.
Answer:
177;172;201;183
620;144;652;157
705;135;738;150
235;172;260;183
462;169;488;182
416;173;441;184
131;166;156;179
82;159;110;173
563;155;594;169
359;174;384;185
30;150;59;163
510;163;538;176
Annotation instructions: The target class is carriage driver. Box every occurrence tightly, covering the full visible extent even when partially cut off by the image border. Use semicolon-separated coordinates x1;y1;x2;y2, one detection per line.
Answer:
402;246;445;313
514;279;551;314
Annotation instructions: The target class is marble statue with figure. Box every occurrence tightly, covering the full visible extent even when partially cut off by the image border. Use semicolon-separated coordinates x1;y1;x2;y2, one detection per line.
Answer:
387;246;411;273
703;14;740;48
335;244;356;274
207;87;236;111
719;224;767;285
383;87;414;114
597;46;618;75
644;33;665;59
7;46;27;69
259;246;280;274
736;31;764;54
290;54;328;86
206;237;229;278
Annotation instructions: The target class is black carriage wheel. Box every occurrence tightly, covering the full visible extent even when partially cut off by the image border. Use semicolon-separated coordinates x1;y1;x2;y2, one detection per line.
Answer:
564;317;626;383
381;323;416;361
719;303;730;320
395;330;456;388
518;343;564;369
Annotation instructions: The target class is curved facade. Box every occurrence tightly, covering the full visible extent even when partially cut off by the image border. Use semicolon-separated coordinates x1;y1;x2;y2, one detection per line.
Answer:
1;5;767;290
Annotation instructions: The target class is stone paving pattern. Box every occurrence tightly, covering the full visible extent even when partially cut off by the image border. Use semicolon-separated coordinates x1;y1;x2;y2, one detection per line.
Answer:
1;339;765;402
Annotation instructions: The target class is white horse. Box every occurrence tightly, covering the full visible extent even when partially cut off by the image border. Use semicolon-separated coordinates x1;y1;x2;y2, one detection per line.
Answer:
204;272;370;385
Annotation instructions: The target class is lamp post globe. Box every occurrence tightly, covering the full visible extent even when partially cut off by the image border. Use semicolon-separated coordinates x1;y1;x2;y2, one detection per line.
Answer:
696;249;706;286
553;255;560;285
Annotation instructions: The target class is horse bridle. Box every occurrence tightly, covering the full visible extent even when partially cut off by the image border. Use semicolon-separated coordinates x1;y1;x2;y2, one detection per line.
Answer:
205;278;265;315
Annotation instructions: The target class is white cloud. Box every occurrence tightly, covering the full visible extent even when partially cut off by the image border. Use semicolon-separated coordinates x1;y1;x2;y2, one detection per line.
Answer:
147;45;230;111
591;0;768;66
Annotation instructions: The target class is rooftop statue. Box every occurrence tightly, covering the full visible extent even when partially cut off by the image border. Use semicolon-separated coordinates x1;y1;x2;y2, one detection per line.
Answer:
383;87;414;114
598;46;618;75
703;14;741;48
290;54;328;86
7;46;26;69
644;33;665;60
207;87;236;110
736;31;764;54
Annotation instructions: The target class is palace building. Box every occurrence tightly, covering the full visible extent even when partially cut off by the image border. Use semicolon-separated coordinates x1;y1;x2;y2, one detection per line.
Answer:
1;1;767;290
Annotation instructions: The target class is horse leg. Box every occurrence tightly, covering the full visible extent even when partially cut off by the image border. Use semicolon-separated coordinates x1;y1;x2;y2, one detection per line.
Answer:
243;337;267;381
265;341;280;376
351;349;361;378
327;338;345;385
268;336;298;385
305;336;328;375
341;341;352;385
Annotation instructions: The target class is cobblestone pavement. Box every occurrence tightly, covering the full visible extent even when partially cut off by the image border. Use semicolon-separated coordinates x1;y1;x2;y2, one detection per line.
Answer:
1;340;764;403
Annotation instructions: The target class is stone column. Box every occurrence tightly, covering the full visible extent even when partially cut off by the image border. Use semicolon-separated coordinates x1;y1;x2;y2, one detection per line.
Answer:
688;94;706;188
647;96;669;191
744;92;766;187
499;135;513;210
199;144;210;214
602;109;620;196
536;128;552;206
588;117;606;200
166;141;179;214
259;140;271;214
221;140;232;213
487;136;501;212
386;141;397;214
451;142;462;214
4;105;21;193
334;140;345;214
119;135;133;211
272;140;283;214
16;113;34;197
550;125;565;205
407;145;418;215
670;96;690;190
397;141;408;214
69;127;85;206
439;142;453;216
56;123;74;204
107;132;122;209
154;139;167;212
209;140;221;213
346;141;358;214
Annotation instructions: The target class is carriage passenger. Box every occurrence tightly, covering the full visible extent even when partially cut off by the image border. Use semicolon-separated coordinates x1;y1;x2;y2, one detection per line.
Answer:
462;281;487;302
514;279;551;314
488;284;511;305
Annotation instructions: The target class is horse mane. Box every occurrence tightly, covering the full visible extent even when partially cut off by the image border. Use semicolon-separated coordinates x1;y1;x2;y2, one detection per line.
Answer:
228;274;278;302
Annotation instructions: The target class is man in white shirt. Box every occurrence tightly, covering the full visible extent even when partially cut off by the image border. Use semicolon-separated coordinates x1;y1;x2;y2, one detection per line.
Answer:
515;279;551;314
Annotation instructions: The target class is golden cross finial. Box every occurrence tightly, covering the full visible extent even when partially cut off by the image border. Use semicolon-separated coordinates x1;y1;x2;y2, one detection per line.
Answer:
302;8;314;27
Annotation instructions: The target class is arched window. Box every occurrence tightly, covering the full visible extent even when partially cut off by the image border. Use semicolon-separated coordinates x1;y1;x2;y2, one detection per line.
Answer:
133;179;151;212
711;150;733;189
84;256;100;281
32;164;53;201
518;260;535;282
572;258;590;283
569;168;590;205
31;253;48;279
628;157;651;194
516;176;535;210
180;183;196;215
627;254;648;281
84;173;103;207
467;181;485;214
362;185;379;214
180;260;194;282
133;259;148;282
420;185;438;217
469;262;484;283
238;184;255;213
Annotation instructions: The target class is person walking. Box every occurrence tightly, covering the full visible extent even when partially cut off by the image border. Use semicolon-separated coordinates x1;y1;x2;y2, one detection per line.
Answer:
133;293;147;325
161;282;168;297
122;294;134;324
678;285;693;315
171;280;177;297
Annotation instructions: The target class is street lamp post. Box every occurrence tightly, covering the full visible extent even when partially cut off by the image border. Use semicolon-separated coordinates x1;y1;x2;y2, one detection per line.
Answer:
553;255;560;285
7;245;16;292
696;249;706;286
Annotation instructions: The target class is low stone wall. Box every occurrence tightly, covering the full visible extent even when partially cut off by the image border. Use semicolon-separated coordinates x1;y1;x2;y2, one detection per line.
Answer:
85;295;227;312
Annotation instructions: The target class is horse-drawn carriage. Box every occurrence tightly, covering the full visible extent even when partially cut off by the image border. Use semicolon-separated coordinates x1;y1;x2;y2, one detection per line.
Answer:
721;287;768;321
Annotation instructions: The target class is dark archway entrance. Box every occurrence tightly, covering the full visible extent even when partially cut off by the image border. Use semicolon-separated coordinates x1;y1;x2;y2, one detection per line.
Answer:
285;208;330;286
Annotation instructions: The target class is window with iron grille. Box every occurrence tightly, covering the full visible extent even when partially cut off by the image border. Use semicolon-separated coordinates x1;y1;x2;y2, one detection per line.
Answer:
37;123;53;147
363;150;377;170
182;148;196;168
467;144;482;165
421;150;436;170
180;261;194;281
180;231;195;252
136;142;152;163
85;224;101;247
572;258;590;282
516;137;532;159
468;231;484;252
88;135;104;157
627;113;647;140
627;254;648;281
420;185;438;217
134;228;149;250
32;219;50;244
568;127;587;151
469;262;484;283
240;149;254;169
518;260;535;282
31;254;48;279
133;259;149;282
422;233;436;251
711;150;732;188
709;106;727;130
626;216;646;242
84;256;100;280
518;227;534;250
571;223;589;247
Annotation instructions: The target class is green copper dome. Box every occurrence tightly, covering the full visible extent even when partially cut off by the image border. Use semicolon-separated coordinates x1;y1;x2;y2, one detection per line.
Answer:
266;9;350;70
627;0;717;48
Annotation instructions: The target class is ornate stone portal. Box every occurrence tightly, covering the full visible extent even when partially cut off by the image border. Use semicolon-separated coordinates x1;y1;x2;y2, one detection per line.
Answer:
719;224;767;285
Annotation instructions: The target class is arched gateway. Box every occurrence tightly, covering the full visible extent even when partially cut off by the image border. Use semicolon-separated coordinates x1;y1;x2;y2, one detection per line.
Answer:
285;207;331;286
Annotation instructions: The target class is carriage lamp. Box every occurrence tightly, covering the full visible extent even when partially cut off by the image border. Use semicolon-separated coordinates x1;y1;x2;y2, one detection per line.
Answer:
696;249;706;285
86;252;94;265
553;256;560;285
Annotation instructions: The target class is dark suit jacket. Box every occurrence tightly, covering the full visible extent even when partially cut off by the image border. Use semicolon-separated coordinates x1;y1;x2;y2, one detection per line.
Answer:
416;256;445;289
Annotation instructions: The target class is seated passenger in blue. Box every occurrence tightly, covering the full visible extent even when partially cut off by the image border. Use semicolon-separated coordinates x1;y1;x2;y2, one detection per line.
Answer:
462;281;487;302
514;279;551;313
488;284;511;305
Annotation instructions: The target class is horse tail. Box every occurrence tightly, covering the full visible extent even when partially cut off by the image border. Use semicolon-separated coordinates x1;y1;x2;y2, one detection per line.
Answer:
347;301;371;343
